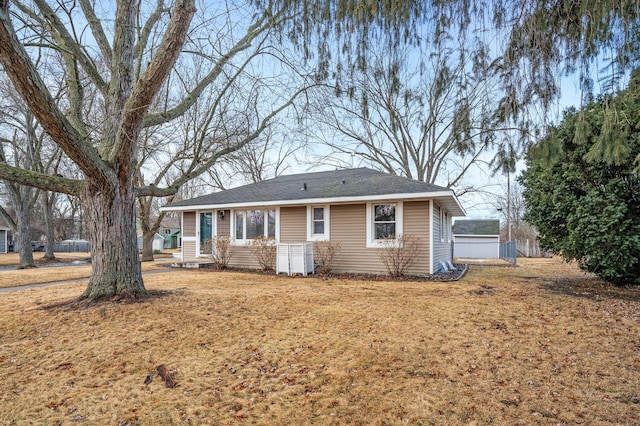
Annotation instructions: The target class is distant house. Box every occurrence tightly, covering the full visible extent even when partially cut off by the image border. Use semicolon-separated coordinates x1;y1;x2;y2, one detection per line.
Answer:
135;216;181;251
453;219;500;259
0;217;9;254
161;168;466;275
158;216;181;249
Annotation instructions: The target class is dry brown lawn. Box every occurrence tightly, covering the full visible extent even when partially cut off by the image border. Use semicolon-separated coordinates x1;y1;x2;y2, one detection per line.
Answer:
0;254;174;288
0;252;91;267
0;258;638;425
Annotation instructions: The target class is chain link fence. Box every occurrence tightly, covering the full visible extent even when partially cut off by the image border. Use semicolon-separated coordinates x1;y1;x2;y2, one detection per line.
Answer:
53;241;91;252
499;241;517;265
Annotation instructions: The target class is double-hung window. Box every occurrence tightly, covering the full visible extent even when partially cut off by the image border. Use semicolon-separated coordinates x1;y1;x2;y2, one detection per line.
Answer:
234;209;276;243
373;204;396;240
307;205;330;241
366;202;403;247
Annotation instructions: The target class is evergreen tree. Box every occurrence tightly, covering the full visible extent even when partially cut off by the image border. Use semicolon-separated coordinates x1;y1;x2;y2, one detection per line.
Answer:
520;70;640;284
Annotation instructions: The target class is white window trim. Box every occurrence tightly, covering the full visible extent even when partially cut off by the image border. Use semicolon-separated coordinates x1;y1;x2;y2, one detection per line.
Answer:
231;208;279;245
366;201;403;248
307;205;330;241
440;207;450;243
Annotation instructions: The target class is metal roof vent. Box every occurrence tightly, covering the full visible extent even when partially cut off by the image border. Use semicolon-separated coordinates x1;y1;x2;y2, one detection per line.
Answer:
301;182;307;190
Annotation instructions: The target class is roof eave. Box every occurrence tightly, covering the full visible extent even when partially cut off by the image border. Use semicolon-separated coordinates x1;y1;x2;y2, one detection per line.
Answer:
161;190;466;216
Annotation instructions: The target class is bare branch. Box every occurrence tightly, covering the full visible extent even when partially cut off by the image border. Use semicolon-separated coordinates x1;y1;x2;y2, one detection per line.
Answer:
0;8;111;184
142;6;288;128
78;0;113;62
111;0;196;167
33;0;108;93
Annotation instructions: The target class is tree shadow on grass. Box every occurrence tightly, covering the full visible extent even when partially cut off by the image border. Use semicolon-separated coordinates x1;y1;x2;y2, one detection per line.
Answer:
40;289;179;311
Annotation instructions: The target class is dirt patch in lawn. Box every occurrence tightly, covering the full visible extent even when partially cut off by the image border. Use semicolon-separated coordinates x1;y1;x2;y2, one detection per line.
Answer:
0;259;638;424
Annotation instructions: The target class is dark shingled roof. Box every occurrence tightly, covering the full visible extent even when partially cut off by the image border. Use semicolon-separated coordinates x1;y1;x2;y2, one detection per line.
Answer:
167;168;454;208
452;219;500;236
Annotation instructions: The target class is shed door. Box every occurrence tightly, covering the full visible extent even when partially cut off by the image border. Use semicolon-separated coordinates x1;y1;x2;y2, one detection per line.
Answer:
454;236;499;259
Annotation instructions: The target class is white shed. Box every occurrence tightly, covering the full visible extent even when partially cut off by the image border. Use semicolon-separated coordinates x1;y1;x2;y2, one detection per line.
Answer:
0;217;9;253
137;232;165;252
0;227;8;253
453;219;500;259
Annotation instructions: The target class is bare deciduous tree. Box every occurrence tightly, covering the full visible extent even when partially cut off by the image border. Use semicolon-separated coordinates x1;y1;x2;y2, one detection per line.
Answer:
0;0;441;301
314;40;510;194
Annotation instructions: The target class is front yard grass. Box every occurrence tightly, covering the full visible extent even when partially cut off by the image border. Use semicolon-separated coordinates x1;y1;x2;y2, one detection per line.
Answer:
0;254;174;288
0;258;638;424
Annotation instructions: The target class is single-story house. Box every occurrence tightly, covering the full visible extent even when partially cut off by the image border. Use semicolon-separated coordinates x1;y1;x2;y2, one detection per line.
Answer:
161;168;466;275
136;232;165;253
0;218;9;254
453;219;500;259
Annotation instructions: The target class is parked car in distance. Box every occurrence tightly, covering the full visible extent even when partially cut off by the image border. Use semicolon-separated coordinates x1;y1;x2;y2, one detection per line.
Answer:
31;241;45;252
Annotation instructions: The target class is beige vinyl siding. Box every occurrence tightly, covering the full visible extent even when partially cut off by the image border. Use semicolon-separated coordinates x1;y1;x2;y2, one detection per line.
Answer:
217;210;230;236
183;212;196;237
330;204;388;274
279;206;306;242
183;240;197;262
403;201;430;275
432;203;452;269
275;202;432;275
180;201;437;275
228;246;262;269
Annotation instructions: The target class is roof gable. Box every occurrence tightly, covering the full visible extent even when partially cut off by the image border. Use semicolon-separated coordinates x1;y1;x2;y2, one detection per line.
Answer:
453;219;500;236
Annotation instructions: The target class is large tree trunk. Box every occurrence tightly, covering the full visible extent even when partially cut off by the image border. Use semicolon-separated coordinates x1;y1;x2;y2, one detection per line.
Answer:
79;179;146;301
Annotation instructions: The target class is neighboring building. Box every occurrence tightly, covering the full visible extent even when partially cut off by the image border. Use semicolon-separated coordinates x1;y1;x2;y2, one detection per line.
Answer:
137;232;165;253
158;216;181;249
452;219;500;259
162;168;465;275
135;216;182;250
0;217;9;254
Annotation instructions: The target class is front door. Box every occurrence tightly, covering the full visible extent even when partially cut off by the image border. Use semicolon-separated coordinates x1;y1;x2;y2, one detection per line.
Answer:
199;212;213;254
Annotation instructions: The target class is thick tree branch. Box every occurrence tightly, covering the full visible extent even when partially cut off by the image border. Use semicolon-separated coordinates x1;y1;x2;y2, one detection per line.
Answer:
0;204;16;230
134;0;168;78
142;7;284;128
0;7;111;184
0;162;83;195
113;0;196;169
78;0;113;63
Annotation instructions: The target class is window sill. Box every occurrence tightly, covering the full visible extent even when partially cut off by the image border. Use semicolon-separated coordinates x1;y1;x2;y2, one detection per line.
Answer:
367;239;401;249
